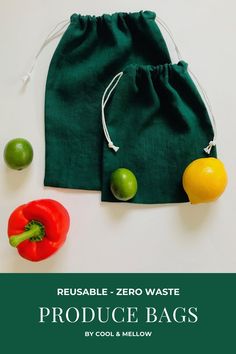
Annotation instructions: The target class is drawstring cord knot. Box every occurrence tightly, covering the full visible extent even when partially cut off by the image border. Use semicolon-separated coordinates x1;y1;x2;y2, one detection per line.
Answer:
204;140;216;154
108;142;119;152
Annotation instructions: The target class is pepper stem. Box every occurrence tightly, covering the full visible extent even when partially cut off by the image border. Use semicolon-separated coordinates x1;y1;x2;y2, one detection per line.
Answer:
9;221;45;248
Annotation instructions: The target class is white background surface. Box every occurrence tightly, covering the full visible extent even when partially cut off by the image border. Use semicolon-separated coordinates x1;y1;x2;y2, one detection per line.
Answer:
0;0;235;273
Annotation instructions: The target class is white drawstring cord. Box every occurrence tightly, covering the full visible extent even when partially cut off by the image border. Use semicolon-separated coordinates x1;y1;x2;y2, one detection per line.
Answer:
156;16;217;154
101;72;123;152
22;18;70;84
156;16;182;62
188;69;217;154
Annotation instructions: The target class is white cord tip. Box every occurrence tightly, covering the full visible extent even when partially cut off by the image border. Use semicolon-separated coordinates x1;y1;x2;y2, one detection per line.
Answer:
22;73;31;84
108;142;119;152
204;140;216;154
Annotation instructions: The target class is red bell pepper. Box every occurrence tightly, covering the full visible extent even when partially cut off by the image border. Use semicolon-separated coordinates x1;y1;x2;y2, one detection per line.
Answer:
8;199;70;262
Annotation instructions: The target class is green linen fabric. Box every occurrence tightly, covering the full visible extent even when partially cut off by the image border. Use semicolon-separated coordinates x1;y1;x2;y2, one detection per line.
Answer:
44;11;171;190
101;61;217;203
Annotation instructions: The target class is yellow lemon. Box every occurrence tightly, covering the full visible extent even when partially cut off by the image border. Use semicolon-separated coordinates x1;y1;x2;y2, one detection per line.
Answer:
182;157;228;204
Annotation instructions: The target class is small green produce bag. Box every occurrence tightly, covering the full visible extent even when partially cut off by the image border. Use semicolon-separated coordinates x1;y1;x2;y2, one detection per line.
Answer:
44;11;171;190
101;61;216;203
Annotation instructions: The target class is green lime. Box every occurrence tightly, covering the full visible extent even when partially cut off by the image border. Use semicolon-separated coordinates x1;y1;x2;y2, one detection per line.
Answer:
110;168;138;201
4;138;33;170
